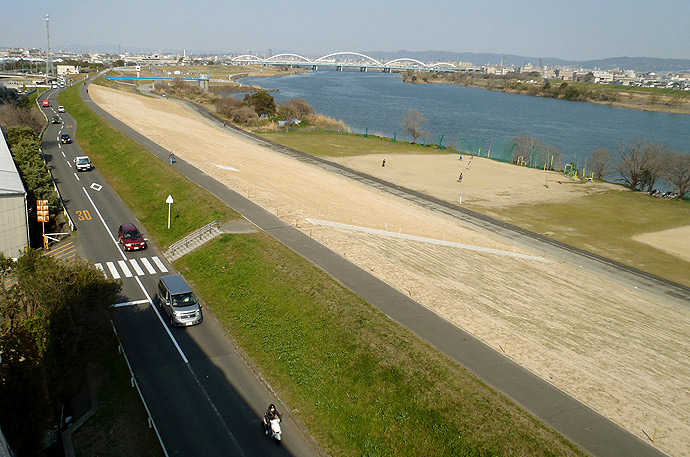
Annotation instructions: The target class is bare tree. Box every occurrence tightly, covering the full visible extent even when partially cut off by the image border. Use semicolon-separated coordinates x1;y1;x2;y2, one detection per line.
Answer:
664;151;690;198
586;148;612;179
214;96;243;118
617;140;655;190
403;110;429;143
0;105;43;134
283;98;313;118
640;143;670;192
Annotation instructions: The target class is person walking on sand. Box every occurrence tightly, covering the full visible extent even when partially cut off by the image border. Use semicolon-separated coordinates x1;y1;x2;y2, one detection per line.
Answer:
169;151;175;164
382;158;386;167
457;172;463;183
467;160;472;169
459;153;462;161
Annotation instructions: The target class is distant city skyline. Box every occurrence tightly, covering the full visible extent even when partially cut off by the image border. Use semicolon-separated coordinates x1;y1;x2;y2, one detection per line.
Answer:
3;0;689;61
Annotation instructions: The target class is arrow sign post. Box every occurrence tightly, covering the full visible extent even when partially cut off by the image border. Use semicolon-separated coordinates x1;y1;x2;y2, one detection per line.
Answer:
166;195;174;229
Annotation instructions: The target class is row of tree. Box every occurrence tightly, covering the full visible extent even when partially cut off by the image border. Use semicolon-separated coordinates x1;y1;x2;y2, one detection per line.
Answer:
588;140;690;196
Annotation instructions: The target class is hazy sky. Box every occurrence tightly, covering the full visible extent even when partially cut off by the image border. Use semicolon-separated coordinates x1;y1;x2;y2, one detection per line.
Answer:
3;0;689;60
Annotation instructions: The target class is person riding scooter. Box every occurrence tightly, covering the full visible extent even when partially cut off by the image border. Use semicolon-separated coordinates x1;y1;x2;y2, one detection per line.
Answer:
263;404;282;434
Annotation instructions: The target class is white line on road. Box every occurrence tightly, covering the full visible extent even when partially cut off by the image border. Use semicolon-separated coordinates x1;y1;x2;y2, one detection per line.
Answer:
61;150;65;157
118;260;133;277
106;262;120;279
74;173;80;181
140;257;157;274
67;161;72;168
129;259;145;276
151;256;168;273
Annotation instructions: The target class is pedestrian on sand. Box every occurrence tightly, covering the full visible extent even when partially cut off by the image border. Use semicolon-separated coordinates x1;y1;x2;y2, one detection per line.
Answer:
382;158;386;167
457;172;463;183
467;160;472;169
459;154;462;161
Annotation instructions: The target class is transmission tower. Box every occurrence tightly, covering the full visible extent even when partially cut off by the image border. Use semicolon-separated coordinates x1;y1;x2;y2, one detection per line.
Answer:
45;14;53;77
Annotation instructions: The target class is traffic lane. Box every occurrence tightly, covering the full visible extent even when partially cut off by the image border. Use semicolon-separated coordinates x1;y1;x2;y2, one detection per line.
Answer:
113;306;241;457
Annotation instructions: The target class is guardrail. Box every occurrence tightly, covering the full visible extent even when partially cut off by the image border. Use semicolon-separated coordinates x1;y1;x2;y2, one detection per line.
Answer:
165;220;221;260
111;320;169;457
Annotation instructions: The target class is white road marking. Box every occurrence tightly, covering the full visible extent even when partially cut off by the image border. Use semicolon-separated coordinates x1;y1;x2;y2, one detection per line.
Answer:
214;164;240;172
106;262;120;279
112;299;149;308
140;257;157;274
305;217;551;262
61;151;65;157
74;173;80;181
151;256;168;273
129;259;145;276
90;183;102;191
67;161;72;168
118;260;133;277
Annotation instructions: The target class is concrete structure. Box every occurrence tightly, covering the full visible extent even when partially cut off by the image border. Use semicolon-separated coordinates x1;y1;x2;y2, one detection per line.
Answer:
0;133;29;259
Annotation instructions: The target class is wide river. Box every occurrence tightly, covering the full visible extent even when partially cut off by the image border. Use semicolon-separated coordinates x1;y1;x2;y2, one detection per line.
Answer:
241;69;689;166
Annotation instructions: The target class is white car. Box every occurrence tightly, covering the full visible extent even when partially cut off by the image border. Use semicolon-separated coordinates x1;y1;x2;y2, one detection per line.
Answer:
57;106;65;113
74;156;92;172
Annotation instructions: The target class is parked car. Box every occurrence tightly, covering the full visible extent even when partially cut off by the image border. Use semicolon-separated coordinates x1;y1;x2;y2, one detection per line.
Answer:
118;223;147;251
51;115;61;124
57;105;65;113
74;156;92;171
60;134;72;144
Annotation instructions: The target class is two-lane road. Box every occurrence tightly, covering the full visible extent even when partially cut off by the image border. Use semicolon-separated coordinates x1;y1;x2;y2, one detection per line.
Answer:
41;85;322;457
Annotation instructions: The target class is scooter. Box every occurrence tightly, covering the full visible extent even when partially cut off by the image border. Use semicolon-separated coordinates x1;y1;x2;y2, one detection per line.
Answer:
264;416;282;444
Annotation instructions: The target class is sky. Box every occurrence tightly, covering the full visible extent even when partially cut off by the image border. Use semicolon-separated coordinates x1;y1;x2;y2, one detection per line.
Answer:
3;0;689;61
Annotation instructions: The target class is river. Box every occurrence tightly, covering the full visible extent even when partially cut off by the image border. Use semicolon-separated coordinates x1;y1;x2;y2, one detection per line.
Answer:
240;69;690;166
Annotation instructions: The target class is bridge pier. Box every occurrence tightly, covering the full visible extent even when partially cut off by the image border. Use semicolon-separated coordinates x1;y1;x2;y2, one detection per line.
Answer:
383;68;391;73
311;65;318;71
360;67;367;72
336;66;343;71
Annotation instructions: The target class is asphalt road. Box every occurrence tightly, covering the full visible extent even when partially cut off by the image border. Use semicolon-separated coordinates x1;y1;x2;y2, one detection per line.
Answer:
41;84;322;457
76;83;672;457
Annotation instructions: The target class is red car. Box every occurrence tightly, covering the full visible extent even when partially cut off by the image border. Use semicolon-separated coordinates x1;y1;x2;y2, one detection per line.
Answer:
118;223;147;251
42;99;50;107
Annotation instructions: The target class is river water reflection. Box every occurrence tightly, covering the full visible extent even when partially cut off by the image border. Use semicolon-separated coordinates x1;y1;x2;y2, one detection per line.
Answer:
241;69;689;166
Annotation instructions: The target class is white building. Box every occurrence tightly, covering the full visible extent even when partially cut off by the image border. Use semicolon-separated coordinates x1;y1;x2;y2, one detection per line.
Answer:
0;134;29;259
56;64;79;75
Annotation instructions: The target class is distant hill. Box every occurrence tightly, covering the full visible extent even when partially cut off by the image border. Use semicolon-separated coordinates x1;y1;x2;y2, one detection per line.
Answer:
362;50;690;73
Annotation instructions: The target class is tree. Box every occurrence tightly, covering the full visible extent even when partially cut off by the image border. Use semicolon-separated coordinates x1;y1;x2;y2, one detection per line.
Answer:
616;140;660;190
0;250;120;455
403;110;428;143
282;98;313;118
639;144;670;192
586;148;612;179
664;151;690;198
244;90;276;116
214;96;243;118
230;105;259;124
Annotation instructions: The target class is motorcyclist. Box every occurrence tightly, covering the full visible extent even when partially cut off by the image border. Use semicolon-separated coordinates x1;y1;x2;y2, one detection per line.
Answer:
263;404;281;434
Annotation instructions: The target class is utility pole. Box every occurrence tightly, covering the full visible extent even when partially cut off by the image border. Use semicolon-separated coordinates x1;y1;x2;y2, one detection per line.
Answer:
45;14;53;78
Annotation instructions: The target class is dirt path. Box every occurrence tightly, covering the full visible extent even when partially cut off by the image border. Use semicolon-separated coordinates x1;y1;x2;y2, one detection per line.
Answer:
90;85;690;457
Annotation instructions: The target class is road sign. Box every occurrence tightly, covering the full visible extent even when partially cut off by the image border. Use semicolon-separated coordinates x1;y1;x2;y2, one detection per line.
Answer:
37;199;50;222
166;195;174;229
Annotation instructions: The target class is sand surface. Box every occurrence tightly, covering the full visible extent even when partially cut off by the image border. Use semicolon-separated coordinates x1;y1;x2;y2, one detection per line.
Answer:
90;85;690;457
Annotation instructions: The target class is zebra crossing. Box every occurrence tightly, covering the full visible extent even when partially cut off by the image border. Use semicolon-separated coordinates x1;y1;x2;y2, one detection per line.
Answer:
95;256;169;279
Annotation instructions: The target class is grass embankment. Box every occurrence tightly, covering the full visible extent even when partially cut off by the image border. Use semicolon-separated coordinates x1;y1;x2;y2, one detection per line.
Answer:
58;83;236;247
485;191;690;286
177;233;585;457
260;130;447;157
59;82;585;455
261;131;690;287
71;347;164;457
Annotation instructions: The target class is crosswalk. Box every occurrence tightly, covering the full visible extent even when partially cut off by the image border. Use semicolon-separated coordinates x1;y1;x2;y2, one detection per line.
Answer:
95;256;169;279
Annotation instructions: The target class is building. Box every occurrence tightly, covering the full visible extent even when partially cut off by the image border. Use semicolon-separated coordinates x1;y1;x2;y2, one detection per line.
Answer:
56;64;79;75
0;134;29;259
555;69;575;80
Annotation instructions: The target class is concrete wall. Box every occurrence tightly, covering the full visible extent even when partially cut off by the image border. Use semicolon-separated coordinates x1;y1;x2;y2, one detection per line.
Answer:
0;193;29;259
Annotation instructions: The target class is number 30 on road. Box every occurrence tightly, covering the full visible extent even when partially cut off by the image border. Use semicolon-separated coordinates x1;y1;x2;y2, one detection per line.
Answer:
75;210;92;221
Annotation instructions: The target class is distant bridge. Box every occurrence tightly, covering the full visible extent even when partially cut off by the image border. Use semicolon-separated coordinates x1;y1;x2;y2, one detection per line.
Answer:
230;51;480;73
